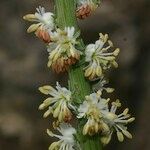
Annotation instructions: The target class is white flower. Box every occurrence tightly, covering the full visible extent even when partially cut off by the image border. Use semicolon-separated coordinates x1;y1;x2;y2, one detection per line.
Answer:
47;123;77;150
76;0;99;19
50;27;77;44
101;100;135;144
77;91;110;135
47;27;82;73
84;33;120;80
23;6;55;33
77;90;135;141
35;6;54;29
92;77;114;93
39;82;75;122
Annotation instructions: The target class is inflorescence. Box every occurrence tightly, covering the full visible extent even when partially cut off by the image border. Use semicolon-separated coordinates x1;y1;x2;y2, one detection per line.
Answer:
24;1;135;149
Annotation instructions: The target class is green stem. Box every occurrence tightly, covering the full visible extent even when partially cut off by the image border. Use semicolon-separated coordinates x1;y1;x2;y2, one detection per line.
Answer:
54;0;103;149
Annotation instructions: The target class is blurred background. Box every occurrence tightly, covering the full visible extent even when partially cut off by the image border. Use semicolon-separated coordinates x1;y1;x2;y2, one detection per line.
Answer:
0;0;149;150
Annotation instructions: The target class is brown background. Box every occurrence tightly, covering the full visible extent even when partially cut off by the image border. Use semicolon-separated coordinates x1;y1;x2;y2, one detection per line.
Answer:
0;0;150;150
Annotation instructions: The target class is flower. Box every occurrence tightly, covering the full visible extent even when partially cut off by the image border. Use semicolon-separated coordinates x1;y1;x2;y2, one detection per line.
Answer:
76;0;99;19
23;6;54;43
77;90;135;141
47;27;82;73
92;76;114;93
77;91;110;135
47;123;77;150
84;33;120;80
101;100;135;144
38;82;75;122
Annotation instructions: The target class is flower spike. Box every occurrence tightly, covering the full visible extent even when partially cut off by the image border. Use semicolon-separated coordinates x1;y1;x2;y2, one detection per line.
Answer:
23;1;135;149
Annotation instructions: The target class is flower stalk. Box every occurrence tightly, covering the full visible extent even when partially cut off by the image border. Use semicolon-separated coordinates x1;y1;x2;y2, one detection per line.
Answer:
54;0;102;149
